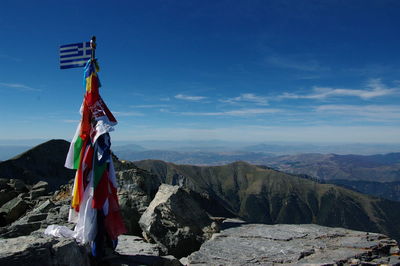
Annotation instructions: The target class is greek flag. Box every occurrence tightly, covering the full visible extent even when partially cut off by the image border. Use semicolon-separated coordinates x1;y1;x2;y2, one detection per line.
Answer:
60;42;92;69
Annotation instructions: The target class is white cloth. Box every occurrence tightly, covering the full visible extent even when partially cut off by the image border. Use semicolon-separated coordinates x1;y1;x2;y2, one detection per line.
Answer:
73;175;97;243
44;225;75;238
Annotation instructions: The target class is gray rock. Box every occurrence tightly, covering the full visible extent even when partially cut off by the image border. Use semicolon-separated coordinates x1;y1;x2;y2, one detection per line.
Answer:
117;168;162;235
0;197;29;224
106;235;182;266
12;199;53;225
0;190;18;207
139;184;218;258
34;199;55;213
0;234;89;266
0;178;10;189
116;235;160;256
44;203;70;225
1;199;62;238
8;179;27;192
0;222;42;238
186;223;400;265
29;187;47;200
31;180;49;191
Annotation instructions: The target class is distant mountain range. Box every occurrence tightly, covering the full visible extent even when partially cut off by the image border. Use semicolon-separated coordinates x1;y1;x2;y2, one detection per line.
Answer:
2;140;400;201
114;150;273;166
134;160;400;241
0;140;400;241
327;179;400;202
109;146;400;202
265;153;400;182
114;149;400;181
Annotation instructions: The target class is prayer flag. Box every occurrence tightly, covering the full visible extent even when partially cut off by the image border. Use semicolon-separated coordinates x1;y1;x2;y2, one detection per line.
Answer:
65;58;126;244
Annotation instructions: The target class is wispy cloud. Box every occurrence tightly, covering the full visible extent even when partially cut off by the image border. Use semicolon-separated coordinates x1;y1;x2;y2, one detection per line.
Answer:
221;93;268;106
175;94;206;101
266;55;329;72
0;82;41;92
113;111;144;117
62;119;80;123
347;64;400;77
315;104;400;121
178;108;281;116
130;104;170;108
280;79;397;100
0;54;22;62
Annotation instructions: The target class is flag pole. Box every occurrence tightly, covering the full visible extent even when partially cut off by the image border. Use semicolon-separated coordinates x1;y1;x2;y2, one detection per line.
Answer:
90;36;96;60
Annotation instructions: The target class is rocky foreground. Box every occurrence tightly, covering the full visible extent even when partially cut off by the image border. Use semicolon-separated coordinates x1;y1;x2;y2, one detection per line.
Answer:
0;176;399;265
1;221;400;265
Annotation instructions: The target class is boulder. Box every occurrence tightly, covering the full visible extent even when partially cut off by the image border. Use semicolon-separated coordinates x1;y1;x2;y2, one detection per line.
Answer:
29;181;49;200
8;179;27;192
29;187;47;200
0;197;29;225
0;222;42;238
139;184;218;258
44;202;70;226
31;181;49;191
0;190;18;207
116;168;162;235
0;234;89;266
0;199;65;238
0;178;10;190
186;222;400;265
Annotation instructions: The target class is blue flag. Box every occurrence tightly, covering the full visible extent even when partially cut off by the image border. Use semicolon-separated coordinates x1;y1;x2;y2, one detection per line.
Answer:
60;42;92;69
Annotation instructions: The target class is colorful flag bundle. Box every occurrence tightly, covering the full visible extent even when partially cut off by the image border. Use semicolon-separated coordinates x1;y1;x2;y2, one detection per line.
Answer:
65;59;126;244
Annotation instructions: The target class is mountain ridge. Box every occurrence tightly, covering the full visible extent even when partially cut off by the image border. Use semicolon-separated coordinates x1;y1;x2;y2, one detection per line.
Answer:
134;159;400;241
0;139;74;190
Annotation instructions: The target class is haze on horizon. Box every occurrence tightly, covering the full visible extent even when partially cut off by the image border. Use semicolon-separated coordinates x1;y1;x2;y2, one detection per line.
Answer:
0;1;399;145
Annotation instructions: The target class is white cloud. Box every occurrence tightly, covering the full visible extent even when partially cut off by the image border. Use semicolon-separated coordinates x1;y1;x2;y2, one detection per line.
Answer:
131;104;170;108
315;104;400;121
0;82;41;92
221;93;268;105
179;108;281;116
175;94;206;101
113;111;144;117
280;79;397;100
0;54;22;62
62;119;80;123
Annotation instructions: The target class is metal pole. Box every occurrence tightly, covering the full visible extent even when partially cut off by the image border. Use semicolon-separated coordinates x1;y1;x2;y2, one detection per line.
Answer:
90;36;96;60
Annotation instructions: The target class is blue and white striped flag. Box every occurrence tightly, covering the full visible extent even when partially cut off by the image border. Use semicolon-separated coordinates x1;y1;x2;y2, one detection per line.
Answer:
59;42;92;69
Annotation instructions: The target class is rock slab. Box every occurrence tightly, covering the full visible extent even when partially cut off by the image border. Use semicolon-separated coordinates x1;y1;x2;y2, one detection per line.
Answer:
186;223;400;265
106;235;181;266
139;184;218;258
0;234;89;266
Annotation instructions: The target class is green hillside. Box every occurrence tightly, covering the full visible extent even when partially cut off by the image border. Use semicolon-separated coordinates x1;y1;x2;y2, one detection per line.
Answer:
134;160;400;241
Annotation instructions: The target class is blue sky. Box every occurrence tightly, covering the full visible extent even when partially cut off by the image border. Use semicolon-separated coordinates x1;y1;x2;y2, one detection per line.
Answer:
0;0;399;143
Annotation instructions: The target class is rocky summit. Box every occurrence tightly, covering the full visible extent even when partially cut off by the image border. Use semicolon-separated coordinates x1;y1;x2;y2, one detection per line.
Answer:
0;141;400;265
185;221;400;265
